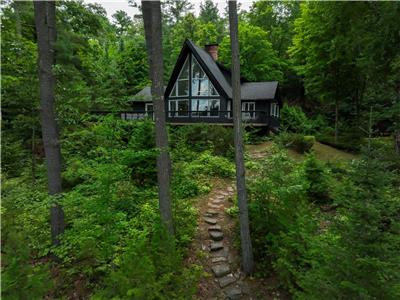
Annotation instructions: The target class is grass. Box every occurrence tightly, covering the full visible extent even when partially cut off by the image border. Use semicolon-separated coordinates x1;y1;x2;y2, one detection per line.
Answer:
246;141;357;162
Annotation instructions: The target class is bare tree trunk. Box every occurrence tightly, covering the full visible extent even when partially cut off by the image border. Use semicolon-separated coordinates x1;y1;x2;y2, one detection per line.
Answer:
335;98;339;143
142;0;174;235
228;0;254;275
34;1;65;246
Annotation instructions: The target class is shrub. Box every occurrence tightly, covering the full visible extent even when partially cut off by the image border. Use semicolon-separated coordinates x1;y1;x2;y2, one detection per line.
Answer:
94;224;202;300
248;147;319;288
1;231;53;300
280;104;314;134
303;153;331;204
185;151;235;178
170;124;234;158
277;132;315;153
297;156;400;299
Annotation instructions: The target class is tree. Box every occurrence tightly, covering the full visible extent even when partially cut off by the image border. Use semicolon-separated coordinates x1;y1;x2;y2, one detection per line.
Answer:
33;0;65;245
141;0;174;234
112;10;132;37
199;0;226;42
228;0;254;275
162;0;193;25
219;23;283;82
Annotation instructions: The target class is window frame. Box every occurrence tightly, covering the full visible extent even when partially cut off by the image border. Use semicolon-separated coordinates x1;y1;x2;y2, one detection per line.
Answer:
191;98;221;118
169;99;189;117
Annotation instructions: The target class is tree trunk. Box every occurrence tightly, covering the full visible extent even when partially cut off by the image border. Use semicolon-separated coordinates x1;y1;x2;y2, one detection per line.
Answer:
335;98;339;143
142;0;174;235
228;0;254;275
33;1;65;246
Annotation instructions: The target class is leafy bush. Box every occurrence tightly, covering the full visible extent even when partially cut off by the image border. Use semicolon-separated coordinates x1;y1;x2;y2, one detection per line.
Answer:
1;231;53;300
280;104;314;134
185;151;235;178
297;156;400;299
95;224;202;300
248;147;319;288
248;146;400;298
303;153;331;203
170;124;234;158
276;132;315;153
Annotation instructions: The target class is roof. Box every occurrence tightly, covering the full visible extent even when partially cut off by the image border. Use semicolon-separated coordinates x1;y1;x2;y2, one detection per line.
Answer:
188;41;233;99
241;82;278;100
135;39;280;102
130;86;166;102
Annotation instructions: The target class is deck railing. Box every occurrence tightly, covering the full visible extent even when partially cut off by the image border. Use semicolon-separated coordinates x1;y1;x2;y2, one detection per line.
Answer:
92;110;274;125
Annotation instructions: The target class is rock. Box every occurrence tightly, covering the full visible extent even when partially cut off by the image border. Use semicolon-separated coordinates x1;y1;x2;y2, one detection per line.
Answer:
224;286;242;299
211;263;231;277
227;186;234;192
212;256;227;263
216;195;225;200
210;241;224;251
210;230;224;241
212;200;223;205
208;225;222;231
218;274;236;288
206;209;218;216
208;203;221;209
204;217;217;225
220;191;229;196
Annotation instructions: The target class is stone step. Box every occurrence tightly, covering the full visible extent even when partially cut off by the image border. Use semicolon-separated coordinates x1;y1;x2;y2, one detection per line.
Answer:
211;263;231;278
211;256;227;263
210;231;224;241
208;225;222;231
224;285;242;300
206;209;218;216
216;195;225;200
210;246;229;258
212;199;223;204
208;203;221;209
204;217;217;225
210;241;224;251
220;191;229;196
218;274;236;288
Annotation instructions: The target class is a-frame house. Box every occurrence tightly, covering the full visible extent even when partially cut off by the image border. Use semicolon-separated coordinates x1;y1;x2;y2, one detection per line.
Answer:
130;39;281;130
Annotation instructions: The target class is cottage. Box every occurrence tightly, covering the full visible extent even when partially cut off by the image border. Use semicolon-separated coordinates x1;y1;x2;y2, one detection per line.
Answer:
129;39;282;131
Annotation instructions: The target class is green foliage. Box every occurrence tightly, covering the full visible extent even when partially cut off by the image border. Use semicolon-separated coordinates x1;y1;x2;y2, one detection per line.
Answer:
280;104;313;134
219;23;283;82
249;144;400;298
303;153;331;203
248;146;318;288
276;132;315;153
185;151;235;178
297;155;400;299
96;224;202;299
1;232;53;300
170;124;234;158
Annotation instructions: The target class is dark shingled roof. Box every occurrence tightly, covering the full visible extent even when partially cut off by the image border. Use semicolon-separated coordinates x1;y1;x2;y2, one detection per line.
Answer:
133;39;279;102
241;82;278;100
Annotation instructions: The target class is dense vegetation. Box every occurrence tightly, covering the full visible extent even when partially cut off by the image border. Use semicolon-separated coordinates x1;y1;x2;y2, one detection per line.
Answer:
2;0;399;299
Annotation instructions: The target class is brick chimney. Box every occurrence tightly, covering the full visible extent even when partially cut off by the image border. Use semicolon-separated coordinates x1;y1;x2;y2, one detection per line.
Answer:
205;43;218;61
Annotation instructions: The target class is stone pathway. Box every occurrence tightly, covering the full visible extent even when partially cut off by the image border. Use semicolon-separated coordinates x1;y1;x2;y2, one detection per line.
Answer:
200;184;248;300
188;180;290;300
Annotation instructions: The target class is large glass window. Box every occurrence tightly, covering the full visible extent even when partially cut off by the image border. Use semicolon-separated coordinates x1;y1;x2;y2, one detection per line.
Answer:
169;99;188;117
170;58;189;97
191;57;219;96
191;99;220;117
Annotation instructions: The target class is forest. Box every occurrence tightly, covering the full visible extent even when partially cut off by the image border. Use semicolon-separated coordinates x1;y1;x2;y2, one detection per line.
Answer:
1;0;400;299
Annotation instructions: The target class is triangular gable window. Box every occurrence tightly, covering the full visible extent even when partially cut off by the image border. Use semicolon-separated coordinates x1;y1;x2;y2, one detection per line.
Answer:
170;56;189;97
191;56;219;96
